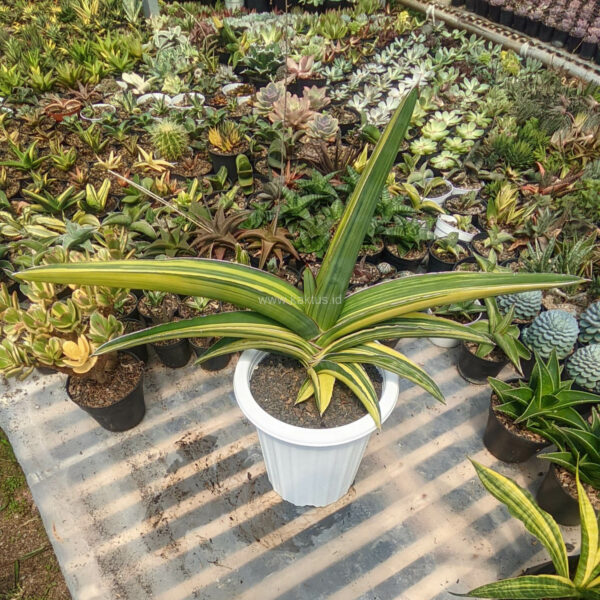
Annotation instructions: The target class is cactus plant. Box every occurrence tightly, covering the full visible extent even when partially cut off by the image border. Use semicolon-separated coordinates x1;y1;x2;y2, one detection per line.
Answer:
150;119;189;161
578;302;600;345
496;290;542;321
567;344;600;392
521;309;579;359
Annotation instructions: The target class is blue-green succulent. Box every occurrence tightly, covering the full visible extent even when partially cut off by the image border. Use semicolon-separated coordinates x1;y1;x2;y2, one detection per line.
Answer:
567;344;600;392
521;309;579;359
497;290;542;321
579;302;600;345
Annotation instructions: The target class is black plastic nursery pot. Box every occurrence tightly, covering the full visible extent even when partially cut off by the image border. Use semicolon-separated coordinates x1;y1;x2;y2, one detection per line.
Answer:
427;245;467;273
287;77;326;96
465;0;475;10
537;23;554;42
246;0;269;11
525;19;540;37
580;41;598;60
121;319;149;364
551;28;569;46
474;0;488;17
536;464;582;526
190;338;232;371
450;0;464;6
66;353;145;432
152;339;192;369
457;342;508;385
499;8;513;26
522;554;580;576
512;14;527;32
487;5;500;22
208;150;238;182
383;246;426;273
483;397;550;463
566;35;583;53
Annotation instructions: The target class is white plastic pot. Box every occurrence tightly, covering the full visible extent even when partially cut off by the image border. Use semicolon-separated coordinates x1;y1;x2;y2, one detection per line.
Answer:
137;93;169;106
424;178;453;206
434;214;476;243
79;103;116;122
225;0;244;10
233;350;400;507
171;92;205;110
222;83;252;105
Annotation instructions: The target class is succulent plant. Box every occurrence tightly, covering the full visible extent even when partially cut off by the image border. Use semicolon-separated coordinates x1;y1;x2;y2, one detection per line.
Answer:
567;344;600;392
150;119;189;161
579;302;600;344
253;82;283;116
521;309;579;360
306;114;339;141
496;290;542;322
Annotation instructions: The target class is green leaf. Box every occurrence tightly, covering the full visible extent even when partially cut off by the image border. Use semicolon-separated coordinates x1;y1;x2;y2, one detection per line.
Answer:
326;342;444;404
470;461;569;579
14;259;320;339
96;311;316;362
463;574;576;598
574;470;599;587
320;272;583;346
310;88;418;329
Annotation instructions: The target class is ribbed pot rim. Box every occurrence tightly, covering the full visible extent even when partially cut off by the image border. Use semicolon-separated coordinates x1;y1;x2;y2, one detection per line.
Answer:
233;350;400;447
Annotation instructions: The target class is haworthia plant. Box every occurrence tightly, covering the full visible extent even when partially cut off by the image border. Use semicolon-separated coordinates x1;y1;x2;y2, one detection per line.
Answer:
15;90;583;427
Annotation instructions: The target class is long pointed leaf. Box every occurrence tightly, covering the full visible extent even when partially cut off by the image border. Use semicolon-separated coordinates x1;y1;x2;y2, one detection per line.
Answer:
310;88;418;329
471;461;569;579
15;259;320;338
195;337;313;365
321;312;491;354
95;311;316;358
574;470;598;587
326;342;444;404
320;272;583;345
463;574;576;598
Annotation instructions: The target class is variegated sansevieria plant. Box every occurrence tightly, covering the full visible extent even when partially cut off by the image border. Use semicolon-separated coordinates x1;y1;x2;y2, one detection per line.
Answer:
14;90;582;427
462;461;600;599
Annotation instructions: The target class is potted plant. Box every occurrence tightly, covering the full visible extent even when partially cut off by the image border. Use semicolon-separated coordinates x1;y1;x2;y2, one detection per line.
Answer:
0;283;145;432
457;297;531;384
567;344;600;394
536;412;600;526
14;92;581;507
208;121;249;181
285;56;326;96
461;461;596;599
427;233;470;272
484;350;600;463
428;300;483;348
383;217;433;272
138;290;192;368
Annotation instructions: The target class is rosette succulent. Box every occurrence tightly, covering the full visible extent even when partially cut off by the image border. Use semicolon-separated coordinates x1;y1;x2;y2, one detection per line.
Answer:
578;302;600;345
253;82;283;116
521;310;579;359
567;344;600;392
496;290;542;322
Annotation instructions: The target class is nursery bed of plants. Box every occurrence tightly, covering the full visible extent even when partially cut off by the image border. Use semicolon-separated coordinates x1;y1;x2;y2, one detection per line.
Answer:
453;0;600;63
1;0;600;597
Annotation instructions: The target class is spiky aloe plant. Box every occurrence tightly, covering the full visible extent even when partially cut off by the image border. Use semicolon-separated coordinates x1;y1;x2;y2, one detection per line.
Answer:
14;90;582;426
150;119;189;161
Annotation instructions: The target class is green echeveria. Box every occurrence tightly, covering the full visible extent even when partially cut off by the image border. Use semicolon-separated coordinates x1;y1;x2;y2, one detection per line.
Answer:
497;290;542;321
521;309;579;359
567;344;600;392
579;302;600;345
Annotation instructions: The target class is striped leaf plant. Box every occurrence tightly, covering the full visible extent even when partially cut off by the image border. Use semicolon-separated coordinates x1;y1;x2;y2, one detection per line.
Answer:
462;461;600;599
14;88;583;427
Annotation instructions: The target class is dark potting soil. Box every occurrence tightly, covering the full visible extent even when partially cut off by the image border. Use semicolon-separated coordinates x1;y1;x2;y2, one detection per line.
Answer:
491;393;546;443
250;355;382;429
465;341;506;363
555;465;600;510
153;337;183;348
116;293;137;317
138;293;179;322
178;299;220;320
68;353;143;408
387;245;427;261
